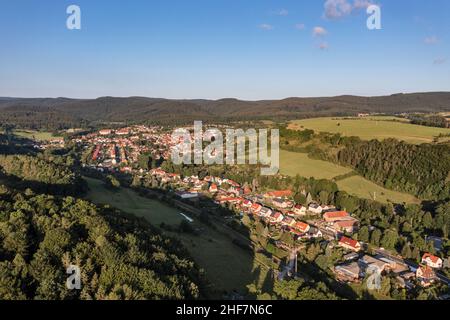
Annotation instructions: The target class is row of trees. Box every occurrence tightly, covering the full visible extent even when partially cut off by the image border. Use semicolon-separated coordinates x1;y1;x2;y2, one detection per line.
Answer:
408;115;449;128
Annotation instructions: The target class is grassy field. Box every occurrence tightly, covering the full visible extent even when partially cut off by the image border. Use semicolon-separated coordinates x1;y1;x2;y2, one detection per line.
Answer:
280;150;419;204
84;177;184;226
289;116;450;144
0;129;60;141
280;150;352;179
336;175;420;204
83;177;267;296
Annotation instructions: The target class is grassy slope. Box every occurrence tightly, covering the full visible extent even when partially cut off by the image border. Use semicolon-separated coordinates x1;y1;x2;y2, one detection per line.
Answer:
336;175;420;204
83;177;267;295
280;150;352;179
289;117;450;144
2;130;60;141
280;150;420;204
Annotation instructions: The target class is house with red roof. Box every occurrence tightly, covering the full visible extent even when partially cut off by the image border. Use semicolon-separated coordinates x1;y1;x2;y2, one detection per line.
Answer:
323;211;351;222
333;219;359;233
294;222;311;234
250;203;262;214
209;183;218;193
264;190;293;199
242;199;253;208
99;129;112;136
338;236;361;252
416;265;437;287
269;212;284;224
243;186;252;195
421;253;443;269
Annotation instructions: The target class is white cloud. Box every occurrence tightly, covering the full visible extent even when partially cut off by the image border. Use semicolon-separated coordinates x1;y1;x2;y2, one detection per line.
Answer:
277;9;289;16
433;57;447;65
353;0;374;9
295;23;305;30
259;24;274;31
313;26;328;37
424;36;439;45
324;0;374;19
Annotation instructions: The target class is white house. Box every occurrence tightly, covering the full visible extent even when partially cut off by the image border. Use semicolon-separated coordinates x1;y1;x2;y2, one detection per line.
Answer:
293;204;307;216
421;253;443;269
308;203;324;215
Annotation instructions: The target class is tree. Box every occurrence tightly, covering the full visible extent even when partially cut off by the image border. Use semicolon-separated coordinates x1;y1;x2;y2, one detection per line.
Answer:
423;212;433;229
370;229;382;247
401;243;412;259
319;191;329;205
358;226;370;243
105;175;120;189
381;230;398;250
138;153;153;170
273;279;302;300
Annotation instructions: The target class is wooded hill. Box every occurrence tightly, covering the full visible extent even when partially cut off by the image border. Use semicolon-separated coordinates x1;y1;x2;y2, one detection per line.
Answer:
1;92;450;129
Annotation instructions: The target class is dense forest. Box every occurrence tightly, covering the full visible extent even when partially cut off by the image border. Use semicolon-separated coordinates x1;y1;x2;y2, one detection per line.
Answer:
1;92;450;130
0;139;204;300
0;154;87;196
408;114;449;128
335;139;450;201
0;185;202;300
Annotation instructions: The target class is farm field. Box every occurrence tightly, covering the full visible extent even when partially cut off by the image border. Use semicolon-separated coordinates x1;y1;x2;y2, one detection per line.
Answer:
288;116;450;144
336;175;420;204
280;150;419;204
83;177;265;296
280;150;352;179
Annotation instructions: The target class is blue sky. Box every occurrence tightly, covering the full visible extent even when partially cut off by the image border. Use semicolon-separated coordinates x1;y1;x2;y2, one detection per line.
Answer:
0;0;449;100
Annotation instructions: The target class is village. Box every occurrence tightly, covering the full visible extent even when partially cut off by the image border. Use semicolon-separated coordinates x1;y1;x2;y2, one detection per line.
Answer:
72;125;449;294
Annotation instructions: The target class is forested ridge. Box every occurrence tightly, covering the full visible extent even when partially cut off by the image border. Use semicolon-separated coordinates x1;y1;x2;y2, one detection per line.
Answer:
0;186;202;300
1;92;450;130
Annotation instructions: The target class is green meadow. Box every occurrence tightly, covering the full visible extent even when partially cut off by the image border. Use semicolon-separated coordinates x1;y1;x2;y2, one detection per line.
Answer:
280;150;352;179
336;175;420;204
289;116;449;144
0;129;61;141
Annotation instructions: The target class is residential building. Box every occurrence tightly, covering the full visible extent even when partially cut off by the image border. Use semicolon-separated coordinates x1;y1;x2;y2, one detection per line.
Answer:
339;237;362;252
421;253;443;269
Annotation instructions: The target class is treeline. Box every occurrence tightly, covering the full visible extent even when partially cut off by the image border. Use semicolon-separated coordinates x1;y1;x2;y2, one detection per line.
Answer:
335;139;450;201
0;186;203;300
0;154;86;196
408;115;449;128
